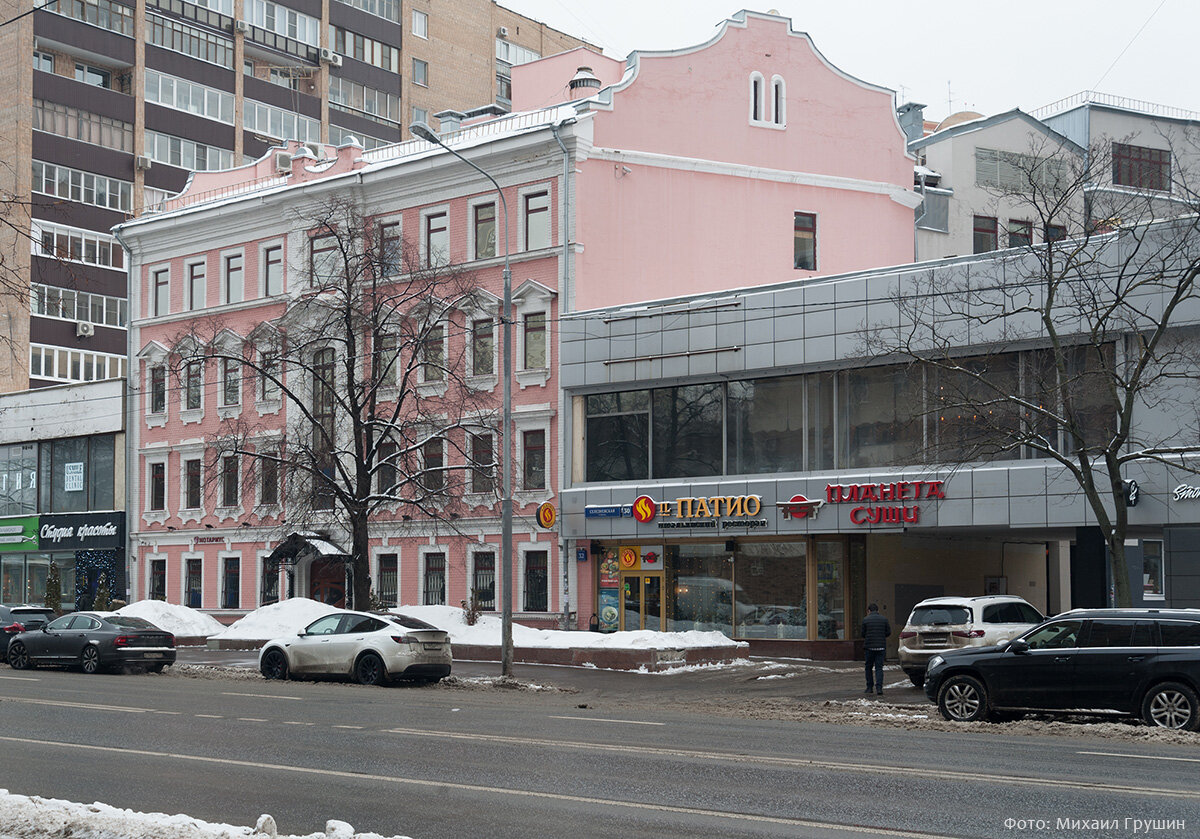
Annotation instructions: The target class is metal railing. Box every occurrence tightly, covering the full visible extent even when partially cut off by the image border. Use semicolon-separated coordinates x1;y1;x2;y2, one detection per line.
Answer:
1032;91;1200;123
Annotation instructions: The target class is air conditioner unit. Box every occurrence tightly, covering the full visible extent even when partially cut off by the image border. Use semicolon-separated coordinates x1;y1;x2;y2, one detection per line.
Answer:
303;141;323;158
319;48;342;67
234;19;249;34
497;26;509;37
76;321;95;338
274;152;292;173
135;155;152;171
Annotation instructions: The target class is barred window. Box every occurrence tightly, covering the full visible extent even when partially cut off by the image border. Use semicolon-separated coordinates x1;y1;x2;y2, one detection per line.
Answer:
523;551;548;611
472;552;495;611
145;70;234;123
32;220;125;270
377;554;398;607
145;130;234;171
33;161;132;213
42;0;134;37
422;553;446;605
33;100;133;152
976;147;1071;191
148;14;234;68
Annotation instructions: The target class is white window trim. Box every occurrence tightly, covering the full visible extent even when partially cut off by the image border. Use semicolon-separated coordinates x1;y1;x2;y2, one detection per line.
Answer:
517;540;552;614
259;240;285;297
215;453;243;521
220;247;246;305
254;439;283;511
372;547;401;605
412;9;428;38
148;261;172;318
145;362;168;429
466;195;499;263
517;183;553;253
181;551;204;609
412;57;429;87
415;316;449;396
770;74;786;127
184;257;207;311
468;546;496;609
255;342;284;416
419;205;450;268
463;426;497;508
180;358;205;425
217;550;242;611
177;447;205;525
375;214;403;278
143;456;170;524
748;71;767;125
257;550;278;609
143;552;167;603
418;545;447;606
217;355;243;418
512;407;553;503
465;308;499;388
513;285;553;388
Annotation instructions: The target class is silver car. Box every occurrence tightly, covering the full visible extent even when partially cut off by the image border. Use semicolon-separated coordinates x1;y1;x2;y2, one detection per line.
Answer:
898;595;1043;687
259;610;452;686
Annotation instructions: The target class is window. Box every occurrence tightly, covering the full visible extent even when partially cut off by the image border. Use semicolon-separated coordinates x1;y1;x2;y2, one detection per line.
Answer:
144;130;234;171
1143;540;1164;598
328;76;400;124
185;558;202;608
377;441;396;495
259;350;281;402
378;221;401;276
524;551;548;611
41;435;114;513
330;26;399;72
45;0;134;36
149;463;166;511
261;559;279;605
523;313;546;369
793;212;816;270
248;0;319;45
184;458;202;509
33;221;125;270
150;367;166;414
33;50;53;73
522;430;545;490
243;99;320;143
1113;142;1170;191
263;246;283;296
221;358;241;406
184;362;202;411
1159;620;1200;646
472;552;495;610
223;253;243;303
374;334;396;389
222;557;240;609
423;552;446;605
311;235;340;283
470;433;494;494
412;106;428;125
976;148;1071;191
33;284;127;326
421;325;445;382
145;70;234;124
524;191;550;250
474;203;496;260
1024;620;1082;650
33;100;133;152
422;438;444;492
1045;222;1066;242
259;455;278;505
495;39;539;65
424;212;448;266
152;268;170;317
973;216;998;253
412;58;428;87
220;455;239;507
378;554;398;607
148;14;233;68
1008;219;1032;248
32;161;132;213
585;390;650;482
412;9;428;37
772;76;785;125
335;0;399;22
749;72;764;122
471;318;494;376
187;262;206;310
32;345;126;383
150;560;166;601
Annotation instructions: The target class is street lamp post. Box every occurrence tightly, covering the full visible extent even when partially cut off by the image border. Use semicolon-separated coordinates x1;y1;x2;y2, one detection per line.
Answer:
409;121;515;676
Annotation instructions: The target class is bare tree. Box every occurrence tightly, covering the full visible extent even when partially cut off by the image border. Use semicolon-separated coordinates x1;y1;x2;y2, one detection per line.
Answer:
868;135;1200;606
168;196;497;607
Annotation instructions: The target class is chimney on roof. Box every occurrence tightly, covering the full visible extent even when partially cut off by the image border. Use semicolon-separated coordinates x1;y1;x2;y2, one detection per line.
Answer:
896;102;927;145
569;66;601;94
434;109;467;133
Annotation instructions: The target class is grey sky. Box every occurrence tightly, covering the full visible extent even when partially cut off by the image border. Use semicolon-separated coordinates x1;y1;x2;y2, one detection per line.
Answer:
500;1;1197;122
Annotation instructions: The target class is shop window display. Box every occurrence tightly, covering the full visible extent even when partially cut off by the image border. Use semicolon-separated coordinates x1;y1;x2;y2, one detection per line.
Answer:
665;544;735;636
733;542;807;639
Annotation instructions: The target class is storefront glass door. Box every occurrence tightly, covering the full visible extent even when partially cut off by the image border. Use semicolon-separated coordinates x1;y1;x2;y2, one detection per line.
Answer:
622;572;664;631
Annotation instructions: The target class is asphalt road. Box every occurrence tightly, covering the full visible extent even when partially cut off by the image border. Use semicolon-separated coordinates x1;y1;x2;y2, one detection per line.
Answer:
1;661;1197;839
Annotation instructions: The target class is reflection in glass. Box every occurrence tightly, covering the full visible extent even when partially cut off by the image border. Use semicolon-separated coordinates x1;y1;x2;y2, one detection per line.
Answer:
815;541;845;639
727;377;804;474
666;544;733;637
733;542;807;639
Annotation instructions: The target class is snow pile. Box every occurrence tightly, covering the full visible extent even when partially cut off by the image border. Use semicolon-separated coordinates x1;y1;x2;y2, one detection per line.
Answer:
210;598;339;641
116;600;226;638
393;605;744;649
0;790;410;839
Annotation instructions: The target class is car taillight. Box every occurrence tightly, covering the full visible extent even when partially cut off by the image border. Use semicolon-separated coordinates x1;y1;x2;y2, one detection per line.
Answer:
3;622;23;634
391;635;413;644
952;630;985;638
899;631;916;639
167;634;175;647
114;635;134;647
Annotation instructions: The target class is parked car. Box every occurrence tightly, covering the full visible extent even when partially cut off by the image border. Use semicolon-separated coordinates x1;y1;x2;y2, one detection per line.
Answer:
259;610;452;686
924;608;1200;730
7;612;176;674
1;605;57;661
898;595;1044;687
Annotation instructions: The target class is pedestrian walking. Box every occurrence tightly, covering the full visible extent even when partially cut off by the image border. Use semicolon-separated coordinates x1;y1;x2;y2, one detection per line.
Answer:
861;603;890;695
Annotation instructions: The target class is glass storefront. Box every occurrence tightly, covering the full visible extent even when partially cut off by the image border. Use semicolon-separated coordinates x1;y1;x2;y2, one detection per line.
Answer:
1;553;76;607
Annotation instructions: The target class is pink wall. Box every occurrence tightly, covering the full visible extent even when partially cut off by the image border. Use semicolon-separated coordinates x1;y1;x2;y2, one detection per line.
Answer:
511;47;625;113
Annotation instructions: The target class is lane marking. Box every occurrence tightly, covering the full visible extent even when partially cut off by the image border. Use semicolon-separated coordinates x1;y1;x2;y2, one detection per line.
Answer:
282;721;314;726
194;714;222;719
0;734;960;838
222;692;303;701
153;711;182;715
379;727;1200;800
334;725;364;730
548;715;665;726
0;676;39;682
1079;750;1200;764
238;718;268;723
0;695;150;714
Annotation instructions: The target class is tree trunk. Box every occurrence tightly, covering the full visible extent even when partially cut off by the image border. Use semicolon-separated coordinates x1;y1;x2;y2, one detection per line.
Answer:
350;510;372;609
1108;536;1132;608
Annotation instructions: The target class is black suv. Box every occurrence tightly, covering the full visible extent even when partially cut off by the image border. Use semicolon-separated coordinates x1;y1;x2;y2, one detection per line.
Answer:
924;608;1200;730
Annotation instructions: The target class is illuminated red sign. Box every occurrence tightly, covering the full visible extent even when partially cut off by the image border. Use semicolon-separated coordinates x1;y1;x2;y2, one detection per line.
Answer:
825;480;946;526
632;495;657;523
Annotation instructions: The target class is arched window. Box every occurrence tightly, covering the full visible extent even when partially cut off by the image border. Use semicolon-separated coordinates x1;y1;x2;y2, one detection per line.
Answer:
749;72;766;123
771;75;786;126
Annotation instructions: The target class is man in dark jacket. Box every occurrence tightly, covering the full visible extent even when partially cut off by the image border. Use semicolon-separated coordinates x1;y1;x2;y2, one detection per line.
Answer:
861;603;891;695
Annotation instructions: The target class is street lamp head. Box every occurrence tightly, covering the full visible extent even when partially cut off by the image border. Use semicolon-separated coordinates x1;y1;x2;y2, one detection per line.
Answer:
409;121;441;145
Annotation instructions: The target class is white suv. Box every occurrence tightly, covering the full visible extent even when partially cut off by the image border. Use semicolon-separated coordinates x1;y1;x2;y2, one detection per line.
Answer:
898;595;1044;687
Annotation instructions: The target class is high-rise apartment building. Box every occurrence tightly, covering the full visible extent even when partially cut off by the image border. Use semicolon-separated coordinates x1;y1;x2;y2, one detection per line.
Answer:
0;0;590;393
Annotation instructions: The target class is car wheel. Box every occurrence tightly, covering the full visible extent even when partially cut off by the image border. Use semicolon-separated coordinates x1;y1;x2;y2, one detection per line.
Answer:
8;642;31;670
907;671;925;688
80;646;102;675
937;674;988;722
355;653;387;686
1141;682;1200;731
260;649;289;681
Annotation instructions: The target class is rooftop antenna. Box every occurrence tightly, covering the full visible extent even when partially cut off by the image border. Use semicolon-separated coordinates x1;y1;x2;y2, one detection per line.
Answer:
947;81;953;114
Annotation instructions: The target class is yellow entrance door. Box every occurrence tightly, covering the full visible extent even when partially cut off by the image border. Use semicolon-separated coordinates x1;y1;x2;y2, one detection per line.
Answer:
621;572;665;631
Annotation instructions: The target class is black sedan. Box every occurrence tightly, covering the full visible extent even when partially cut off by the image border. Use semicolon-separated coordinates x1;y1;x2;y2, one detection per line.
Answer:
7;612;176;674
2;606;56;660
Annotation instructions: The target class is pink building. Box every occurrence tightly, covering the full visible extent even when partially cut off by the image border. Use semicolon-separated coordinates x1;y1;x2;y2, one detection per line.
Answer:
117;10;914;628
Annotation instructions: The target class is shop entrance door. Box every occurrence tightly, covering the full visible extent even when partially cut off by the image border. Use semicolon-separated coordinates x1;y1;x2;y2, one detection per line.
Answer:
621;572;664;631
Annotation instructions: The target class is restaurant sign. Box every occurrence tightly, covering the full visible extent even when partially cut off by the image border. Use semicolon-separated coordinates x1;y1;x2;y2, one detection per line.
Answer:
825;480;946;526
631;494;767;530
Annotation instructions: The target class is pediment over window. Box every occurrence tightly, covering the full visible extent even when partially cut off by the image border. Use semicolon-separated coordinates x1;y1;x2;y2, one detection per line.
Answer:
512;279;556;306
136;340;170;362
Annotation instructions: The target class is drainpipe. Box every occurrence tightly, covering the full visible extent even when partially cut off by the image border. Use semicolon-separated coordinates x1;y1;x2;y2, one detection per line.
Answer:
913;170;928;261
112;225;137;604
550;120;572;628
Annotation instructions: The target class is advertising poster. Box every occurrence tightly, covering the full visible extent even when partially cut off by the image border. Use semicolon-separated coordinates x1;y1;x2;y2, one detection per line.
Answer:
597;547;620;632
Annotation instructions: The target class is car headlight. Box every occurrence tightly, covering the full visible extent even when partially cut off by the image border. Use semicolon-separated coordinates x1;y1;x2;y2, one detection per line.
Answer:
927;655;945;671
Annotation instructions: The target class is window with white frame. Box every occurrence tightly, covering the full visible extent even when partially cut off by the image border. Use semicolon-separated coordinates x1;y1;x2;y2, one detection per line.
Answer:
32;284;127;327
248;0;319;45
330;26;399;72
374;333;397;389
523;549;548;611
222;252;243;303
472;551;495;610
185;557;202;607
263;244;283;296
377;553;398;606
32;160;132;212
31;345;127;383
523;190;549;250
33;220;125;270
184;457;202;509
151;267;170;317
221;357;241;406
470;432;494;494
259;451;279;506
221;556;241;609
145;70;234;123
220;454;239;507
412;9;427;37
470;317;495;376
472;201;497;260
33;50;53;73
421;324;445;382
422;551;446;605
522;429;546;491
184;361;203;411
377;220;401;276
423;210;448;266
749;72;766;123
310;234;341;283
412;106;428;125
771;75;786;126
186;261;206;310
149;366;166;414
422;437;445;493
258;348;281;402
412;58;428;87
243;99;320;142
149;462;166;511
34;100;133;152
522;312;546;370
145;130;234;171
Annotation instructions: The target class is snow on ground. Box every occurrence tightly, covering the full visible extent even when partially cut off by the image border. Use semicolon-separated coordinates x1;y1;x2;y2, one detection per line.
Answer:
210;598;339;641
116;600;226;638
0;790;409;839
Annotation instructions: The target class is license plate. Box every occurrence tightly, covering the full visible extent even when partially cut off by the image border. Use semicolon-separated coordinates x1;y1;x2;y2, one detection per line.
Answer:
143;652;163;659
422;643;442;651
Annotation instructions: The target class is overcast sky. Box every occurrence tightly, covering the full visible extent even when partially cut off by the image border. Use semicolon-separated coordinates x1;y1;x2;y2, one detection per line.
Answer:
499;0;1196;122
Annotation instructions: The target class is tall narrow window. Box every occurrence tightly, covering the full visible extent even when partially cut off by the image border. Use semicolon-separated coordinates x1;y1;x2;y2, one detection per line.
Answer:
185;558;202;607
259;455;278;505
378;221;401;275
259;350;280;401
470;433;494;493
222;557;240;609
374;334;396;388
152;268;170;317
422;437;444;492
223;253;243;303
472;552;495;610
423;552;446;605
471;318;494;376
187;262;205;310
312;348;336;509
523;313;546;369
424;212;448;266
524;191;549;250
150;366;166;414
263;245;283;296
523;550;548;611
523;429;545;490
772;77;785;125
793;212;816;270
377;441;397;495
378;554;398;607
412;9;427;38
149;462;166;510
421;324;444;382
220;454;238;507
973;216;998;253
752;76;762;121
310;235;340;283
221;358;240;406
412;58;428;86
474;203;496;259
150;559;166;600
184;458;202;509
185;361;202;410
261;561;279;606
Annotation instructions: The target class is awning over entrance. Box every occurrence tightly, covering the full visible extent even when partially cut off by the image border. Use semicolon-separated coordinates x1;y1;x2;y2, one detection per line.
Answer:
265;531;352;607
266;531;349;566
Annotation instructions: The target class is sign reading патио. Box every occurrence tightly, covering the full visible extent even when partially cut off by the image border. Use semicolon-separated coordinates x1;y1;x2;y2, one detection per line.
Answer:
629;494;767;530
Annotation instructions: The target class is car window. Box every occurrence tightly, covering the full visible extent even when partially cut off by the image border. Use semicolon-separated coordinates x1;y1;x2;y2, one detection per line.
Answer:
46;615;76;631
386;614;439;630
107;617;156;629
342;616;385;634
1083;620;1133;647
1014;603;1043;623
1023;620;1082;649
982;604;1006;623
76;616;102;630
305;615;345;635
909;606;970;626
1159;620;1200;646
1132;621;1156;646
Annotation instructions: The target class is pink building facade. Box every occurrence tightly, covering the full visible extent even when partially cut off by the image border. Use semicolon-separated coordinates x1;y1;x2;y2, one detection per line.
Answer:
118;10;915;628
